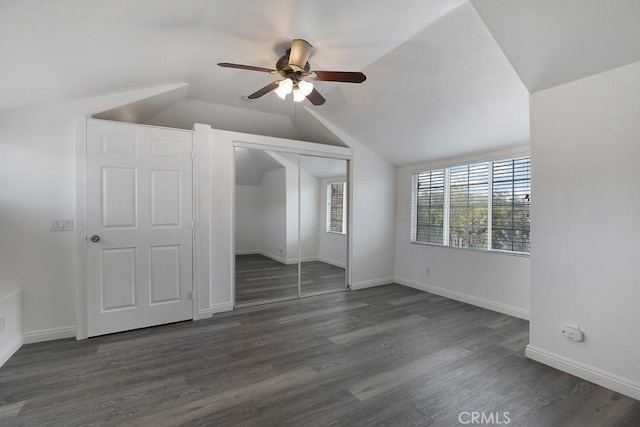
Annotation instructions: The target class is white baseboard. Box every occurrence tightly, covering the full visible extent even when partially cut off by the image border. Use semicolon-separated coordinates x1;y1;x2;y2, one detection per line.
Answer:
395;277;530;320
260;250;287;265
317;257;347;269
23;326;76;344
235;250;260;255
351;277;394;290
211;302;234;314
195;302;234;318
0;336;23;368
526;345;640;401
194;310;213;320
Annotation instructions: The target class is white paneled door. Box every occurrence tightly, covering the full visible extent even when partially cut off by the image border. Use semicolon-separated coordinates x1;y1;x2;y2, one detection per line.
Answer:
86;120;193;337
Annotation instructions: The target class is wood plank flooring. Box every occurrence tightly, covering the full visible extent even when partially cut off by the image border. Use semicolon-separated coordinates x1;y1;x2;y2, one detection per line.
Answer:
1;284;639;426
235;254;346;304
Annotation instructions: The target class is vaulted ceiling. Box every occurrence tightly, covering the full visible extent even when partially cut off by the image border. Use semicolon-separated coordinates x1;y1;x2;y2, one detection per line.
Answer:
2;0;639;166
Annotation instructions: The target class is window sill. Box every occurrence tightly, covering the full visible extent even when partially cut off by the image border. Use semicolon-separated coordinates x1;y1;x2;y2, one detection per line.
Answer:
409;241;530;258
326;231;347;236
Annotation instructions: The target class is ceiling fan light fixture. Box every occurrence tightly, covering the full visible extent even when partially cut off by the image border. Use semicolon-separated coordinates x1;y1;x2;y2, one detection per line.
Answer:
274;78;294;99
298;80;313;96
292;87;306;102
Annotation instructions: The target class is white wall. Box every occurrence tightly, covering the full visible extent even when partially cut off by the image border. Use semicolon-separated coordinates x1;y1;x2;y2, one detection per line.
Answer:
318;178;348;268
527;60;640;399
300;108;397;289
234;185;261;253
146;98;301;140
259;168;288;263
0;107;77;340
394;149;531;319
0;85;204;340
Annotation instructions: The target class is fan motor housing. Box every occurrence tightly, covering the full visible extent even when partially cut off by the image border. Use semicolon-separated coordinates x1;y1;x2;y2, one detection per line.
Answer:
276;50;311;75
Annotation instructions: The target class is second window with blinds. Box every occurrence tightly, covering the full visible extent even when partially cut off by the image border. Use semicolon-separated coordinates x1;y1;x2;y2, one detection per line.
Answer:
327;182;347;234
412;156;531;254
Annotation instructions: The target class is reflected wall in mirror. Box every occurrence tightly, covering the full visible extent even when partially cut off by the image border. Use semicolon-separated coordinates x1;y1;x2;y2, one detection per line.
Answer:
234;147;299;305
234;147;348;307
299;155;348;296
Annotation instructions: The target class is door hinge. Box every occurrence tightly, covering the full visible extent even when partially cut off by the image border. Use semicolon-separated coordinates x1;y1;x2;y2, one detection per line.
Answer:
190;151;195;160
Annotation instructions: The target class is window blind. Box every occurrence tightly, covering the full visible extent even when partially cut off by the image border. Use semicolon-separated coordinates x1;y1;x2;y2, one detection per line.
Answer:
492;157;531;252
415;169;445;244
449;162;489;249
329;182;345;233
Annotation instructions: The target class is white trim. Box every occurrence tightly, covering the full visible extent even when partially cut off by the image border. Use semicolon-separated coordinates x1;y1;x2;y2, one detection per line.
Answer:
211;302;234;314
408;241;530;258
75;116;89;340
526;345;640;401
0;336;22;368
23;326;76;344
235;249;260;255
194;309;213;320
395;277;530;320
233;140;351;160
351;277;394;290
259;250;288;265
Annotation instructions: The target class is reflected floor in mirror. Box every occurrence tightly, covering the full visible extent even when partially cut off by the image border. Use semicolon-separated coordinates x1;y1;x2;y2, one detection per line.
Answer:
235;254;346;305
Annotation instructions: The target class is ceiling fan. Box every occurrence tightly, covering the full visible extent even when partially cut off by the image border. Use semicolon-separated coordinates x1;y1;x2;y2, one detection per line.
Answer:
218;39;366;106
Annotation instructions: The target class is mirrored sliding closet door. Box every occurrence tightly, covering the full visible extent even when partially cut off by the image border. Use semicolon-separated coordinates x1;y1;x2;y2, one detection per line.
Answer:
234;147;348;307
299;155;348;296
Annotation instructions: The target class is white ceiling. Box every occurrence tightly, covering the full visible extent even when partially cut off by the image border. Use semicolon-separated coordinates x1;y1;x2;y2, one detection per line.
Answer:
470;0;640;93
2;0;639;166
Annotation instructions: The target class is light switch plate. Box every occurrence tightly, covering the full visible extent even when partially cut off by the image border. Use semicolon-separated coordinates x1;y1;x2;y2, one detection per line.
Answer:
51;219;74;231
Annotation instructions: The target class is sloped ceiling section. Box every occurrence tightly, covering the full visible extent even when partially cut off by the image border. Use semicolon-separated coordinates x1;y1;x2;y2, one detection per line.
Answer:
2;1;639;166
470;0;640;93
309;2;530;166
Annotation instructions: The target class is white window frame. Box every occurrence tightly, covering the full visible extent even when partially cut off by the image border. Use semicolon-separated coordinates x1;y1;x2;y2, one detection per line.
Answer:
411;155;530;256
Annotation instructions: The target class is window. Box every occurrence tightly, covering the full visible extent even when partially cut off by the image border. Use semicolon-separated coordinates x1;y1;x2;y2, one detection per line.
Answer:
413;169;445;244
412;156;530;254
327;182;346;234
449;162;489;249
492;157;531;252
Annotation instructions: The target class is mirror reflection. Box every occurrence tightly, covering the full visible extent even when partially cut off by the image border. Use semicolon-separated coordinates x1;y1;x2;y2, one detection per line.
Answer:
299;155;347;295
234;147;348;306
234;147;299;305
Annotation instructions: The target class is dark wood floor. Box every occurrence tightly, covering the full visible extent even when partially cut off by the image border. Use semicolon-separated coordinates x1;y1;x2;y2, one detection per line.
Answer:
1;285;638;426
235;254;346;305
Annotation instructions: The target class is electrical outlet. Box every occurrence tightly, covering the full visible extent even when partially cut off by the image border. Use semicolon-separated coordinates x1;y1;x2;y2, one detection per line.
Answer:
561;325;584;342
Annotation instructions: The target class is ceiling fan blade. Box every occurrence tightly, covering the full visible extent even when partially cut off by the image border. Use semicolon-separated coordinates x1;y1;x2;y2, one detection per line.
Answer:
310;71;367;83
247;81;280;99
289;39;313;72
306;88;326;106
218;62;276;73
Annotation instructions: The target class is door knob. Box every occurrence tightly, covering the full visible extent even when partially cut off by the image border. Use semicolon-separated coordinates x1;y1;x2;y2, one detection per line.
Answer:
90;235;100;242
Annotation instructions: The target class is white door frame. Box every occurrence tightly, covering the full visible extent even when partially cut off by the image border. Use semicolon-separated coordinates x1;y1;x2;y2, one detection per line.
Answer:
74;117;200;339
